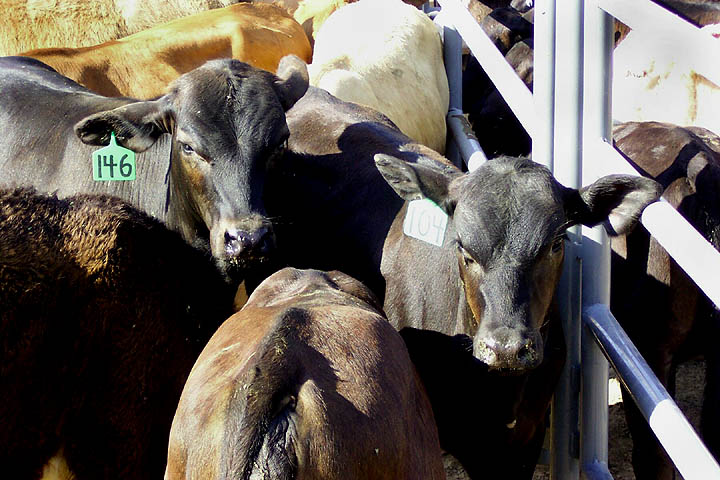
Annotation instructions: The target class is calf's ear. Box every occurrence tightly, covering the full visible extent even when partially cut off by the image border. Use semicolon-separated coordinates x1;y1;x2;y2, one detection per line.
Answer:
564;174;663;236
74;99;170;152
374;153;462;214
274;54;309;111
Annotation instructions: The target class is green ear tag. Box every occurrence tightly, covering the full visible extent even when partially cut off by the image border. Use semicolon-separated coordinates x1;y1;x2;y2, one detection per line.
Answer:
403;198;448;247
92;132;136;181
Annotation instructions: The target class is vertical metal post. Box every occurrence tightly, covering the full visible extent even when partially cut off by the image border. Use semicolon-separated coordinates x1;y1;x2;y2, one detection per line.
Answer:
533;0;556;170
550;0;584;478
579;1;614;478
442;15;464;170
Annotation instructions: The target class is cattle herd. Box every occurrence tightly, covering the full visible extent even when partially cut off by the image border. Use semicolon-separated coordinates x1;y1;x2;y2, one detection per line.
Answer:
0;0;718;479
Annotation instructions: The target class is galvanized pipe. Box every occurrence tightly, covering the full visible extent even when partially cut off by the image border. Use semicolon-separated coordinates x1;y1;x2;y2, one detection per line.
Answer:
447;113;488;172
584;304;720;480
437;0;536;139
550;0;584;477
579;0;614;477
533;0;556;170
434;9;488;171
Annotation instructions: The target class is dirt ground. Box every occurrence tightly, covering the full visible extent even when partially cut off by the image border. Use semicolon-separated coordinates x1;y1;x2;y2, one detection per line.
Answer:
444;359;706;480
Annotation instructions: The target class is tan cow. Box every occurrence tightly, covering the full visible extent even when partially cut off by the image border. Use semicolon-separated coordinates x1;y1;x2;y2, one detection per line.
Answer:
166;267;446;480
308;0;449;153
1;0;239;56
20;3;312;98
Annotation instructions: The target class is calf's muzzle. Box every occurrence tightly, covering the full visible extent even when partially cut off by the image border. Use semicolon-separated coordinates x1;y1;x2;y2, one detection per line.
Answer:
473;326;543;371
224;225;273;258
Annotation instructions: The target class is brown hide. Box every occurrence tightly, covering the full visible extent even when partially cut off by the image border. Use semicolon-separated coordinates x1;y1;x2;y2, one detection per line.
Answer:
166;267;445;480
613;120;720;480
20;3;312;99
0;188;233;479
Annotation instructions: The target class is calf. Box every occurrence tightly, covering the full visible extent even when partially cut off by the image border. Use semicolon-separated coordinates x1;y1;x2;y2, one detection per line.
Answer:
266;86;662;477
0;187;234;480
166;267;445;480
613;120;720;480
20;3;312;99
0;54;308;282
308;0;449;153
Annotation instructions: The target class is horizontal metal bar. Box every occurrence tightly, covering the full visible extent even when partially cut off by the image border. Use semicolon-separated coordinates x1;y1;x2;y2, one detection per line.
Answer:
436;0;535;139
599;0;720;88
584;304;720;480
588;139;720;309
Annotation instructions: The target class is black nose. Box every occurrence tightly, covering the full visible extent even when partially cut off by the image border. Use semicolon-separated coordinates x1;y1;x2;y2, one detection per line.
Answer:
224;226;273;257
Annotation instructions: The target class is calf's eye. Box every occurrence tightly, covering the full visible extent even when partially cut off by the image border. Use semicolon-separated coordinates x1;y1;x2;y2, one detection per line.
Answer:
180;142;194;155
457;243;476;266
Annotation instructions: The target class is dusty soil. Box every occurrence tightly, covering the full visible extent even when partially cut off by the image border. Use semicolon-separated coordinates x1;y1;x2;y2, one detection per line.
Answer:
444;359;706;479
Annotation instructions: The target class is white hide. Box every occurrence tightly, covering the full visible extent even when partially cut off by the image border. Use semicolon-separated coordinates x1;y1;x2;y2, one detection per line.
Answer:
308;0;450;153
613;26;720;136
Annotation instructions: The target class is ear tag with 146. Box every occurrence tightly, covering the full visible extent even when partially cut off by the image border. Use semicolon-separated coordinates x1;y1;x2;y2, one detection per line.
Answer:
92;132;136;181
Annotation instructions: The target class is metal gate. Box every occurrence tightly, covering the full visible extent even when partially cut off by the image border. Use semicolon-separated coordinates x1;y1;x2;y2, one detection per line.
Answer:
430;0;720;478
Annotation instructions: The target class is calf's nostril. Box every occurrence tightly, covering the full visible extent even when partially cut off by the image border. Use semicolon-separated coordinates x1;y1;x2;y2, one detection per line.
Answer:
224;227;273;256
224;231;237;244
517;344;533;361
224;229;253;255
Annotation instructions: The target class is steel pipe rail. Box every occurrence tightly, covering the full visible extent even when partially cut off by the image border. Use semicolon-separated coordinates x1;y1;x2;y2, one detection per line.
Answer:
579;1;615;477
434;7;489;172
584;304;720;480
533;0;556;170
436;0;536;139
433;0;720;478
549;0;584;476
599;0;720;88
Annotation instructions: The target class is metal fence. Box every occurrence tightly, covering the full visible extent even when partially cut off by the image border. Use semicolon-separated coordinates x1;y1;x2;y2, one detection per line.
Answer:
431;0;720;478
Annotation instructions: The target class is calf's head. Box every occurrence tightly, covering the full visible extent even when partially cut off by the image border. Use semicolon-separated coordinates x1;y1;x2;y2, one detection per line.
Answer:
74;55;309;277
376;154;661;371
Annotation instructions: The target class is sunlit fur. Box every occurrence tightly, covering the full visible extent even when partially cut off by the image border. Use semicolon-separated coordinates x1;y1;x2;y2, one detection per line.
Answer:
308;0;449;153
21;3;312;98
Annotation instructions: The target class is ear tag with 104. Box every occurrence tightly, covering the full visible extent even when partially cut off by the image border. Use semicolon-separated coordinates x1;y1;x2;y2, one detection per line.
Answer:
403;198;448;247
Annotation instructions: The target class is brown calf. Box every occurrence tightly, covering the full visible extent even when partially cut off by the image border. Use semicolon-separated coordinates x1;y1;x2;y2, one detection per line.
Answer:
613;120;720;480
166;267;445;480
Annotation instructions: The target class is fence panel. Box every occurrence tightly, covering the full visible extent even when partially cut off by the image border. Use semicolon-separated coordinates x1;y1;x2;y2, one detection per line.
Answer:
433;0;720;478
